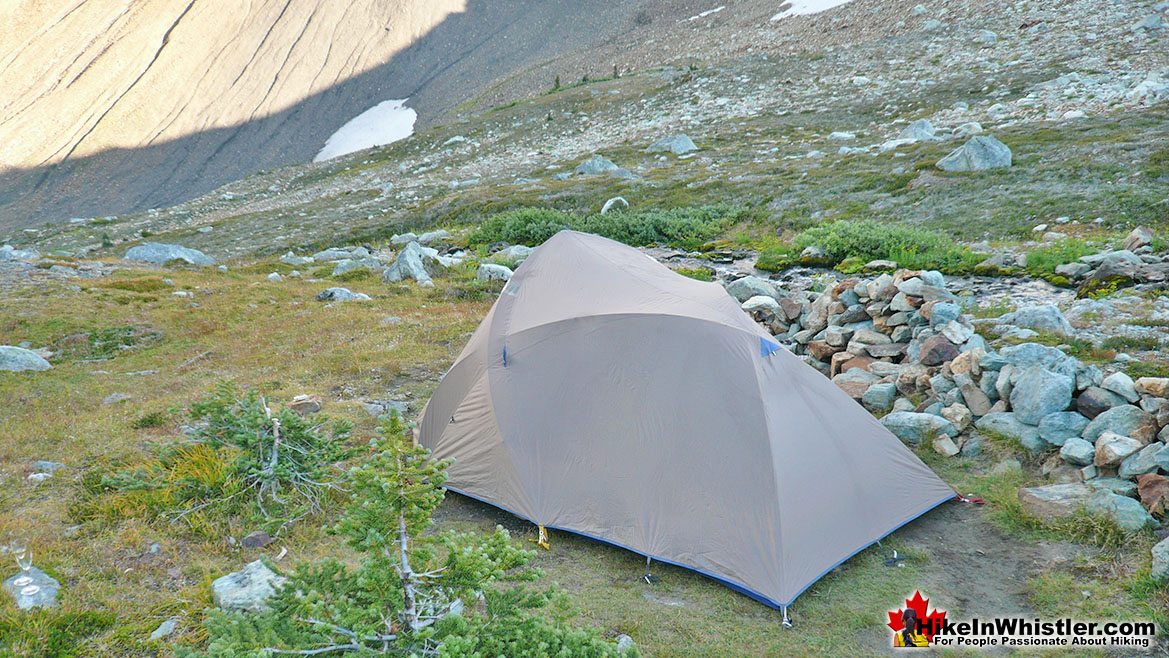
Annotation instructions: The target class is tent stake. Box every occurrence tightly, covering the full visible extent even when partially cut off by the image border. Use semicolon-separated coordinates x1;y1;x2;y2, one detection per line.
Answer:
643;556;658;584
781;606;793;629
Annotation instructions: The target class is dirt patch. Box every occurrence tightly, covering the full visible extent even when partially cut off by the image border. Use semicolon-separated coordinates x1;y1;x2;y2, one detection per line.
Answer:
858;501;1094;654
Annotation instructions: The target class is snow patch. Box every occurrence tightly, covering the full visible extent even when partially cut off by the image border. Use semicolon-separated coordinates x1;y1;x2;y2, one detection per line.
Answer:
314;99;417;162
686;6;725;21
770;0;854;21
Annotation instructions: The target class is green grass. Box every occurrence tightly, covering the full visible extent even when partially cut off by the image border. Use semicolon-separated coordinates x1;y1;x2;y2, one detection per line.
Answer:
1100;335;1162;352
467;205;748;251
1024;239;1097;278
756;220;985;274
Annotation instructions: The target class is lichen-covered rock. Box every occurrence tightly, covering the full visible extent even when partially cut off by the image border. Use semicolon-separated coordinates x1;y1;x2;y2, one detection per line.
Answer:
1010;367;1073;425
1018;483;1091;522
0;346;51;372
211;560;287;613
1082;405;1157;443
881;411;958;445
936;135;1012;171
124;243;215;266
976;412;1046;452
1037;411;1090;446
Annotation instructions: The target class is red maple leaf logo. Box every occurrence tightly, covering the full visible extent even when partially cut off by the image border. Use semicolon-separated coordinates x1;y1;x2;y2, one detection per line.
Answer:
887;590;947;643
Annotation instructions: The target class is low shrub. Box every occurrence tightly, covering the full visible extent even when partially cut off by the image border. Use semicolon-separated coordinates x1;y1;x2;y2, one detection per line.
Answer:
791;220;984;273
75;383;354;535
468;205;745;251
1024;240;1096;278
672;267;714;282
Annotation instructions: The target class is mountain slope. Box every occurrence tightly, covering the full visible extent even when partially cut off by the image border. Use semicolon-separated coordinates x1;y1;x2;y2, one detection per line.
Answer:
0;0;703;228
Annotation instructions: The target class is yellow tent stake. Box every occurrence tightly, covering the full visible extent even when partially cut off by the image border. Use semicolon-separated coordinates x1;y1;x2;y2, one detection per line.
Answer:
536;524;550;550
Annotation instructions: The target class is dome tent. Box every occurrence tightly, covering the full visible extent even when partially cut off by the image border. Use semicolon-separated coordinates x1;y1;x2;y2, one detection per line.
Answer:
419;230;956;611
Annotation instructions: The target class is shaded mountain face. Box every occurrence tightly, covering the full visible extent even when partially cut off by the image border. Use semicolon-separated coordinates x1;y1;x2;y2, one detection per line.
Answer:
0;0;680;228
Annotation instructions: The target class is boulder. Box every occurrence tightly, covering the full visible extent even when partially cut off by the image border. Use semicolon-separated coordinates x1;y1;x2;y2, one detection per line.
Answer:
148;618;179;641
976;412;1046;452
899;119;937;141
1094;431;1143;467
576;155;632;178
312;247;355;261
933;435;960;457
726;276;779;303
918;335;959;366
476;263;514;282
0;346;52;372
383;242;446;286
959;382;992;416
936;135;1012;172
390;233;418;246
280;252;314;266
833;368;881;398
1119;443;1165;478
493;245;534;263
1076;386;1128;419
3;567;60;610
1101;371;1140;403
1082;405;1157;443
331;257;384;276
0;244;40;261
1018;483;1092;522
1135;377;1169;398
1139;474;1169;516
1084;490;1155;531
1060;438;1096;466
999;343;1080;379
241;531;274;549
647;134;698;155
1037;411;1090;446
940;403;973;432
315;287;370;302
211;560;287;613
1123;226;1154;252
1010;367;1073;425
417;229;450;245
862;382;898;413
124;243;215;266
881;411;958;445
997;304;1074;337
1152;536;1169;582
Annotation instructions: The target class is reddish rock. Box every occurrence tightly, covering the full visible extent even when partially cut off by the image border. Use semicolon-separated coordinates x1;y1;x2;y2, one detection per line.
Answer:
918;335;959;366
1139;474;1169;517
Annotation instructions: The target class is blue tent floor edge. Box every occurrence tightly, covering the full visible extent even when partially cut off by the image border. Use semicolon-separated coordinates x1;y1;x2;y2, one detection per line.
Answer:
443;485;958;610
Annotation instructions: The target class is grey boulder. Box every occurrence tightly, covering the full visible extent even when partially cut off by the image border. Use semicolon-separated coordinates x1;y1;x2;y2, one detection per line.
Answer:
997;304;1074;337
725;276;780;303
976;412;1047;452
0;346;52;372
880;411;958;445
1037;411;1090;446
1082;404;1157;443
1009;367;1073;425
211;560;287;613
316;287;370;302
936;135;1012;172
383;242;447;286
1084;490;1155;531
476;263;514;282
124;243;215;266
647;134;698;155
